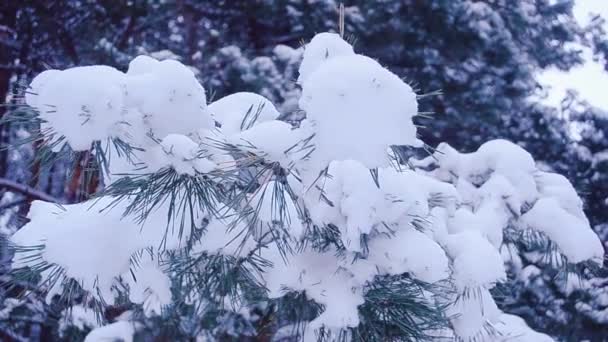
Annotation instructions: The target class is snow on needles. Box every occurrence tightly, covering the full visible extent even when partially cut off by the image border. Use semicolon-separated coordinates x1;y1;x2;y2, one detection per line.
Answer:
11;32;604;341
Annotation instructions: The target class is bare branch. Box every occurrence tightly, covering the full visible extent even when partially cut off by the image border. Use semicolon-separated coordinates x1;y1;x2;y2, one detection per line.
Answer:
0;178;60;203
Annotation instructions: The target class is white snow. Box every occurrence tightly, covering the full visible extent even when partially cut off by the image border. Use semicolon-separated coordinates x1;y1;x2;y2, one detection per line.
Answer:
444;230;506;291
297;32;355;85
124;255;172;316
193;210;257;257
27;55;215;154
147;134;217;175
28;66;126;151
125;56;214;139
10;197;194;302
521;197;604;263
366;227;449;283
84;320;136;342
60;305;99;334
230;120;304;168
264;247;363;329
209;92;281;136
496;313;554;341
299;53;418;179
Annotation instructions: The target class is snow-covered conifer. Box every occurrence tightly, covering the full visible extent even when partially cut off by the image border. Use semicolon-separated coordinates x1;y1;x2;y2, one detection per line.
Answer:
7;32;603;342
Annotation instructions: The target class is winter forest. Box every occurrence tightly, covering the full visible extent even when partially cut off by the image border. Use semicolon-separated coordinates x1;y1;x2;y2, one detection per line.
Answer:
0;1;608;341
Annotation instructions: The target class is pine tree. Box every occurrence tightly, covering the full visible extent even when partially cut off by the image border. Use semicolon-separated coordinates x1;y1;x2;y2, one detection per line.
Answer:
1;1;607;341
2;31;603;342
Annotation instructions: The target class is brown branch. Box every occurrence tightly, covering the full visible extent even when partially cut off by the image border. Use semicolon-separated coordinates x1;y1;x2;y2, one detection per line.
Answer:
0;178;60;203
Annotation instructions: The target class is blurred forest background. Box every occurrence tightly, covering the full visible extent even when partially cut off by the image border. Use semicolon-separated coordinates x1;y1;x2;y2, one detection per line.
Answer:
0;0;607;341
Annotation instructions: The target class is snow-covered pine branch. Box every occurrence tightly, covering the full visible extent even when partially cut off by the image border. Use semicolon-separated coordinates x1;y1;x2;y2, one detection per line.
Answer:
7;32;604;341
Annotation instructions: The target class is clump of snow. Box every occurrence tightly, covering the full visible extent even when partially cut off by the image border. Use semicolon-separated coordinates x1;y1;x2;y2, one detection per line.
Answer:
495;313;554;342
249;180;304;239
366;227;449;283
10;197;195;302
26;55;215;154
209;92;281;136
304;160;384;251
444;231;506;291
124;256;172;316
230;120;305;168
28;66;127;151
535;171;586;219
192;210;257;257
264;247;363;329
521;197;604;263
299;53;418;179
125;56;214;139
297;32;355;85
147;134;216;175
415;139;538;203
447;288;500;340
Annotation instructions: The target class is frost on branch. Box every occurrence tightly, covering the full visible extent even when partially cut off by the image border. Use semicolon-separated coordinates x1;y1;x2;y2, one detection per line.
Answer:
9;33;603;341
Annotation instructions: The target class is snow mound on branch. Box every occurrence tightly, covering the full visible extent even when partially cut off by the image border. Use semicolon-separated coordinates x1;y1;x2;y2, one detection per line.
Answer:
26;56;214;154
27;66;126;151
522;197;604;263
209;92;281;136
535;171;586;219
444;231;506;291
297;32;355;85
299;53;418;178
125;56;214;139
420;139;538;203
123;256;171;317
413;139;604;265
447;288;501;340
10;197;195;302
264;247;363;329
303;160;457;253
147;134;216;175
367;227;449;283
26;69;61;109
230;120;306;168
495;313;554;342
304;160;384;251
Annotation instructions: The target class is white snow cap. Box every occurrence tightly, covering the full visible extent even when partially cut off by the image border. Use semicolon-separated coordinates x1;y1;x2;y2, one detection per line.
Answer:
522;197;604;263
126;56;214;139
10;197;195;302
209;92;281;136
298;32;355;85
264;247;363;329
28;66;126;151
26;55;215;152
299;53;418;176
